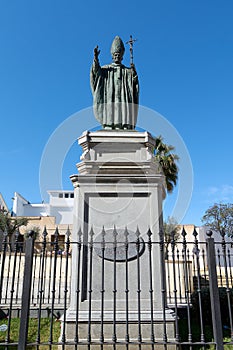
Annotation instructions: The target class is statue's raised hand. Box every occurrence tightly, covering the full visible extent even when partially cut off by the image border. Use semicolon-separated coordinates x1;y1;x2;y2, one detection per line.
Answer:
94;45;100;61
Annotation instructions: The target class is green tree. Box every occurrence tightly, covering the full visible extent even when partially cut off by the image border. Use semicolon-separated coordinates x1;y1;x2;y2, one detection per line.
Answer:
201;203;233;238
0;210;28;248
163;216;180;259
154;136;179;193
24;225;41;239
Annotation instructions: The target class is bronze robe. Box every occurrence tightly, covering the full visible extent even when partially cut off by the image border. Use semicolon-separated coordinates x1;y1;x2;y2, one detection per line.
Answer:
90;61;139;129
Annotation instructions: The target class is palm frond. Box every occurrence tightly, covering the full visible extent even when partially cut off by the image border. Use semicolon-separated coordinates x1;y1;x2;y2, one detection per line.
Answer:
154;136;179;194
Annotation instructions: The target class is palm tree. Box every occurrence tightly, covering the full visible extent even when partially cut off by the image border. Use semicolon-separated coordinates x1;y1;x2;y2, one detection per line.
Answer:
154;136;179;194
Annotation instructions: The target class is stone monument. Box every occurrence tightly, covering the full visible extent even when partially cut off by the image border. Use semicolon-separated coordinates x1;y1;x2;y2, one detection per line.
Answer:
62;36;175;348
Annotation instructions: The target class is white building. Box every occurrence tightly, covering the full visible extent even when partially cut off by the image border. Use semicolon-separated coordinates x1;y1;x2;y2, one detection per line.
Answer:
12;191;74;225
0;193;8;213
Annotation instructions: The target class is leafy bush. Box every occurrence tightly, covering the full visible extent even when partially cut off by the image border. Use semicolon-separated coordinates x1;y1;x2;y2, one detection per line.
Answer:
191;287;233;326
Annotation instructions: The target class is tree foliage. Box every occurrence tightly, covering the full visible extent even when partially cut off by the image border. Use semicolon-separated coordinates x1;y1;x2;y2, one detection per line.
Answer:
201;203;233;237
24;225;41;239
163;216;180;258
0;210;28;237
154;136;179;194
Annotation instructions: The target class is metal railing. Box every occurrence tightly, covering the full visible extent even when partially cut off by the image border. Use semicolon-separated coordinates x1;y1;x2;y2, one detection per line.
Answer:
0;226;232;349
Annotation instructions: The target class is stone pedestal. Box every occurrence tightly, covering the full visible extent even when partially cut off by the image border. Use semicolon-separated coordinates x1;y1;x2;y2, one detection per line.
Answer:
71;130;165;233
62;130;175;346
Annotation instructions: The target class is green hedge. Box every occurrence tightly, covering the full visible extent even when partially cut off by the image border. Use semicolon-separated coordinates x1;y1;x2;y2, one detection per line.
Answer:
191;287;233;326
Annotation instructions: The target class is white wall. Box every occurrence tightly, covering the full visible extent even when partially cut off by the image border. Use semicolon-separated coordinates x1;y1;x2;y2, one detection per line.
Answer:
12;192;29;216
12;191;74;225
21;204;49;217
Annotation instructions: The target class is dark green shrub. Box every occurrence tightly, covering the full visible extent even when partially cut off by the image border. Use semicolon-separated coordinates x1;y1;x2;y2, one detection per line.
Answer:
191;287;233;326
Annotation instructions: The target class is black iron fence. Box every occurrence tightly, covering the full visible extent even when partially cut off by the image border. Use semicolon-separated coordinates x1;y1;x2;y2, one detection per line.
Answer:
0;226;232;349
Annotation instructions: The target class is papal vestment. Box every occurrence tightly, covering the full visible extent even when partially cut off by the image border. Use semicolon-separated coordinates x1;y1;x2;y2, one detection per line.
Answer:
90;61;139;129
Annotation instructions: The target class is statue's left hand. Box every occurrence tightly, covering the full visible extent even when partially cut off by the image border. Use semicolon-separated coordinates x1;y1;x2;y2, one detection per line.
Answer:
131;63;137;74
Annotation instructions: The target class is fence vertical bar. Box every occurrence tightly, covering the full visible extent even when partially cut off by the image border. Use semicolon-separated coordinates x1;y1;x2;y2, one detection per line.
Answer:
176;248;182;304
220;230;233;340
112;226;118;349
124;227;130;348
227;248;233;286
31;253;37;305
58;251;63;303
136;227;142;349
0;231;8;303
75;229;82;347
36;227;48;347
87;227;94;349
171;231;179;343
100;227;106;348
61;227;71;349
18;231;35;350
217;248;223;286
147;228;154;348
4;246;12;304
49;227;59;348
206;230;224;350
15;249;22;303
193;227;205;345
7;231;20;344
201;247;208;287
159;228;168;348
181;227;192;346
36;250;43;304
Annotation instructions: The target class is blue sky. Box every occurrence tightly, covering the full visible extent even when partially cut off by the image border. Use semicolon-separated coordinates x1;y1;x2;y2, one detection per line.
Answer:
1;1;233;225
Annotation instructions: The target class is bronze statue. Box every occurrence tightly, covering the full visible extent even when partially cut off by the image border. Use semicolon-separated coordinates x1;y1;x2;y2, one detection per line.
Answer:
90;36;139;130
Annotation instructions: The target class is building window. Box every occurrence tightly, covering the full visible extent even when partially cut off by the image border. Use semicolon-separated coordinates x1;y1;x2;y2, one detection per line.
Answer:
65;193;69;198
59;193;63;198
70;193;74;198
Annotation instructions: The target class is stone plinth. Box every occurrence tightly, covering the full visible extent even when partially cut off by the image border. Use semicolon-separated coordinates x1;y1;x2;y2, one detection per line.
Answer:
62;130;175;346
70;130;165;234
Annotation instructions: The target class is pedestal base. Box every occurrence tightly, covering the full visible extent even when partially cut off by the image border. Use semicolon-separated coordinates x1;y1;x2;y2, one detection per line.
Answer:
60;308;176;349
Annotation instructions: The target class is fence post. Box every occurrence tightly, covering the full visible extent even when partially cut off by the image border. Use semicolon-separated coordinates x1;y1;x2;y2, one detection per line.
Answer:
18;231;35;350
206;230;224;350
